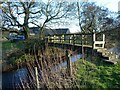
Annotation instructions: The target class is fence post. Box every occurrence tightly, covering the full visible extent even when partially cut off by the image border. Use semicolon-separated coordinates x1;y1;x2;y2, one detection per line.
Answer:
69;35;70;44
60;35;62;43
80;35;82;45
73;34;75;45
73;34;74;45
62;35;64;42
93;33;95;41
102;34;105;48
54;35;56;42
93;33;96;49
35;67;40;89
66;50;72;77
70;35;72;44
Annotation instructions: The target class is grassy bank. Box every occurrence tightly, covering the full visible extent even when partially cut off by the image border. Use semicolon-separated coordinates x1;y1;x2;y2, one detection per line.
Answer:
74;59;120;89
2;40;24;52
2;38;46;71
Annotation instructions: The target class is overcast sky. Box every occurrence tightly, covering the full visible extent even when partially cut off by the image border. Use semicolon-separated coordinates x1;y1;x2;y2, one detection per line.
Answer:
60;0;120;33
56;0;120;33
1;0;120;32
42;0;120;12
2;0;120;12
89;0;120;12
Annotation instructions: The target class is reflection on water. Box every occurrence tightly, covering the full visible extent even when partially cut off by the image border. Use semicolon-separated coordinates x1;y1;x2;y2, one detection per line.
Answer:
60;54;82;67
108;46;120;56
2;68;28;89
52;54;82;71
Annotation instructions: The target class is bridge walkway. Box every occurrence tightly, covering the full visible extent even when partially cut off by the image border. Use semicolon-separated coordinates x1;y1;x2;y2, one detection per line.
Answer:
46;33;120;64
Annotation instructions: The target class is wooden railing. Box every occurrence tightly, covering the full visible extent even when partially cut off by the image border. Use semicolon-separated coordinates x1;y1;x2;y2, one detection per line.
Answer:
45;32;105;49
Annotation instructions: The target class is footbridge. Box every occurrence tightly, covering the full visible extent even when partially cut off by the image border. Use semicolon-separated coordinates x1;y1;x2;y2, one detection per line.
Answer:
45;32;119;64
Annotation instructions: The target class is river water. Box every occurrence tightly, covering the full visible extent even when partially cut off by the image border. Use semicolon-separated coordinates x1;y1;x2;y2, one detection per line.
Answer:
2;54;82;89
2;46;120;89
108;46;120;56
2;68;28;89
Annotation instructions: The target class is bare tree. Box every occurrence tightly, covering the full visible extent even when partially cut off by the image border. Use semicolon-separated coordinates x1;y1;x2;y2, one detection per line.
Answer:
30;0;75;38
2;0;41;38
2;0;74;39
75;0;112;34
76;1;115;61
76;0;86;61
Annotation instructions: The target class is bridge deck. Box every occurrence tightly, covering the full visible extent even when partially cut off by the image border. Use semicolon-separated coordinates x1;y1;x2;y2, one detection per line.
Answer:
48;42;120;64
47;33;119;64
53;42;93;48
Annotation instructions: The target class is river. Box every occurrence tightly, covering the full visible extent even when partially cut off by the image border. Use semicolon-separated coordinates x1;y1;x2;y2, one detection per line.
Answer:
108;46;120;56
2;68;28;89
2;54;82;89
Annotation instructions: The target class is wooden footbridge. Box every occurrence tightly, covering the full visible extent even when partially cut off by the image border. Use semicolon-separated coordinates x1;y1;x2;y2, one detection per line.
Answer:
45;32;120;64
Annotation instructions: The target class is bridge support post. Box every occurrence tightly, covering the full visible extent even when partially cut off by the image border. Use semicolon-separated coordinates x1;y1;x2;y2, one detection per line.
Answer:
62;35;64;42
73;34;76;45
93;33;105;49
60;36;61;43
102;34;105;48
66;50;72;77
70;35;72;44
54;35;56;42
93;33;96;49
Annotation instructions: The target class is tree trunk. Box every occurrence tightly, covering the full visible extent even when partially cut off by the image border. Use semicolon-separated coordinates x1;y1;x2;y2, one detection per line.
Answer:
82;35;85;61
39;26;45;40
66;50;72;76
22;26;29;39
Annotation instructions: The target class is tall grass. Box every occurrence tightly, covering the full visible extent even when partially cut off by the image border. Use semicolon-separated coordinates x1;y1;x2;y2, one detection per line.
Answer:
15;43;80;89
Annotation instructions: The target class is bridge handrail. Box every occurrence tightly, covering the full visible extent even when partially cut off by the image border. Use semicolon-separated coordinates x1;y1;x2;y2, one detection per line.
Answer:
46;32;105;49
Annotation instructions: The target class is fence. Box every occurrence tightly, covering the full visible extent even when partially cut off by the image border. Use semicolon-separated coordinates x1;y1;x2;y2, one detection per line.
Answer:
46;33;105;49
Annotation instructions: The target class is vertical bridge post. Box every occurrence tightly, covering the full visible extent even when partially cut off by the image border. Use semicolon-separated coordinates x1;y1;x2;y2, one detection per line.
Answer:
70;35;72;44
61;35;64;42
93;33;105;49
102;34;105;48
93;33;96;49
54;35;56;42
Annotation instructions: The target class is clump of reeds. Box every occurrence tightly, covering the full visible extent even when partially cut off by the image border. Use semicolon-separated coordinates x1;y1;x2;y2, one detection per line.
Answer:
17;43;80;89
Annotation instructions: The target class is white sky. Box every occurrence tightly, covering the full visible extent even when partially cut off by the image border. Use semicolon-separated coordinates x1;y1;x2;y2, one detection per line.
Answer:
89;0;120;12
2;0;120;12
43;0;120;12
1;0;120;32
42;0;120;33
59;0;120;33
